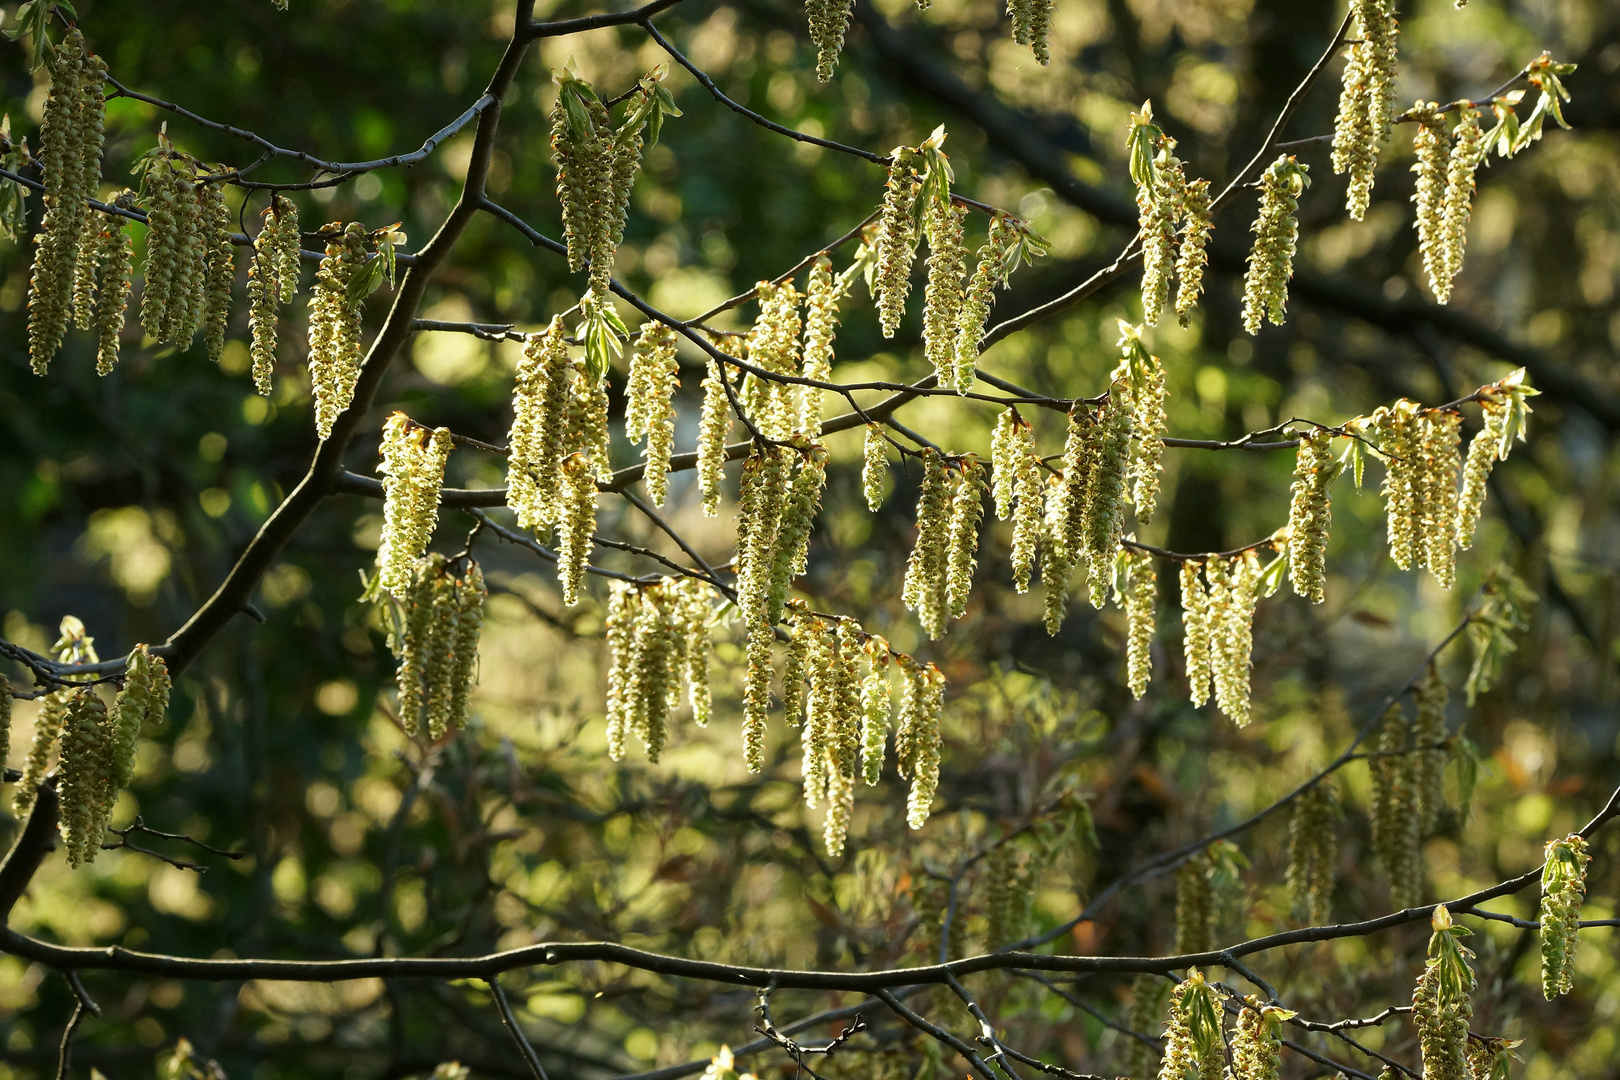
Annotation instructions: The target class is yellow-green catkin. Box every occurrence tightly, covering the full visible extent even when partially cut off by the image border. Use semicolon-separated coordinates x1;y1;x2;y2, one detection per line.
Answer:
1011;433;1044;595
904;663;944;830
1286;783;1336;926
1123;975;1169;1080
807;0;855;81
1229;1000;1286;1080
1370;704;1422;909
802;617;837;806
1007;0;1055;65
604;583;639;760
1434;108;1486;303
57;690;112;867
1286;429;1338;603
308;222;370;440
507;317;574;535
1137;136;1186;327
821;622;863;856
1081;390;1132;608
551;74;613;278
1120;545;1157;699
1057;406;1098;598
1456;396;1509;550
90;202;135;376
1419;410;1462;589
1041;474;1072;635
766;440;828;624
111;644;169;790
1181;561;1213;707
862;423;887;511
1411;106;1450;301
1241;156;1308;334
602;92;650;299
1156;971;1223;1080
1118;342;1168;524
697;359;732;516
1412;663;1449;835
1377;400;1423;571
626;582;679;762
14;691;70;817
736;444;792;630
556;453;598;606
953;213;1018;388
1174;851;1215;955
799;256;841;431
376;413;452;599
247;194;301;395
393;557;484;739
625;322;680;506
394;558;438;732
28;32;105;374
944;458;987;623
442;561;487;735
1209;553;1261;726
902;449;952;639
566;355;612;481
677;579;715;727
198;182;234;364
742;279;801;440
1413;907;1474;1080
922;197;968;390
781;606;812;725
874;148;921;339
859;643;891;785
1173;178;1213;325
1332;0;1399;221
1540;834;1590;999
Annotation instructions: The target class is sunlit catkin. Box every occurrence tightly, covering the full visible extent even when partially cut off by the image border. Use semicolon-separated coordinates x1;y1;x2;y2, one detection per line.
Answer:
1230;1000;1286;1080
799;256;841;431
1057;406;1097;590
198;182;234;364
1041;474;1072;635
507;318;574;535
1173;178;1213;326
807;0;855;81
944;458;986;622
90;204;134;376
902;449;952;639
874;147;921;338
922;197;968;389
1411;107;1450;301
1180;560;1214;707
567;357;613;481
604;583;638;760
802;618;837;805
376;413;452;599
442;561;486;736
1286;782;1336;926
1008;0;1055;65
1156;971;1223;1080
766;441;828;624
247;195;300;395
904;663;944;829
1119;341;1168;524
551;75;613;277
953;213;1017;387
1011;437;1044;595
308;223;370;440
1121;546;1157;699
556;453;598;606
1540;834;1590;999
57;690;112;867
112;645;169;789
1241;156;1308;334
1456;396;1508;550
1081;391;1132;607
862;423;887;511
1137;139;1186;327
697;359;731;516
1413;907;1474;1080
1377;401;1423;571
1412;663;1449;835
736;444;791;629
626;322;680;505
1434;108;1486;303
743;279;801;440
1286;429;1337;603
859;644;891;785
1332;0;1399;220
1370;704;1421;909
1209;554;1260;726
1419;410;1462;589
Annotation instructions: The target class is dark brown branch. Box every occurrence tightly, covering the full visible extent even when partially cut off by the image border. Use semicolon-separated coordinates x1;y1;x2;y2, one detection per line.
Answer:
488;978;552;1080
524;0;689;38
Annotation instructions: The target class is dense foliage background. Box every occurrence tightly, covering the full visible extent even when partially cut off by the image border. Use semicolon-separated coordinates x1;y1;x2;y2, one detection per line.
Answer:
1;0;1618;1077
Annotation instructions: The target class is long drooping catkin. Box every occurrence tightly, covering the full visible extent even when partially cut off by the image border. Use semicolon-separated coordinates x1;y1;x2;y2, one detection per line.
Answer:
1286;429;1338;603
308;223;370;440
873;148;921;338
1241;156;1308;334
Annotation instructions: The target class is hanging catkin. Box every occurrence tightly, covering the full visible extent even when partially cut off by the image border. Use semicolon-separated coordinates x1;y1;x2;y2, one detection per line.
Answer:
736;444;792;630
1156;971;1223;1080
902;449;953;639
1208;553;1260;726
604;583;639;760
556;453;598;606
1122;976;1168;1080
89;201;135;376
873;148;921;339
1057;406;1098;595
1377;401;1423;571
551;74;613;278
922;198;968;390
1136;135;1187;327
697;359;732;516
1229;1000;1287;1080
625;322;680;506
1286;429;1338;603
1120;545;1156;699
858;643;891;785
1241;156;1308;334
57;690;112;867
806;0;856;81
1174;851;1215;954
1539;834;1590;999
1040;474;1072;635
1369;703;1422;909
1007;0;1055;65
904;663;943;830
1412;662;1449;835
393;556;486;739
1180;560;1212;706
376;413;452;599
799;255;841;432
1286;782;1336;926
802;617;837;806
742;280;801;440
862;423;887;511
308;223;371;440
1410;106;1450;300
944;458;986;622
1117;332;1168;524
1419;410;1462;589
766;440;828;624
1457;397;1508;550
198;182;235;364
1332;0;1399;221
1081;390;1133;608
14;691;70;817
566;353;613;481
1173;178;1213;326
507;317;574;535
1433;108;1486;303
247;194;301;395
1412;906;1474;1080
953;213;1018;388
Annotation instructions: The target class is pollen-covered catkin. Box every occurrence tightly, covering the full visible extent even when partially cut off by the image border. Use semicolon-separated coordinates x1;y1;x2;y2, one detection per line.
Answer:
604;583;638;760
600;100;649;298
394;557;441;737
922;197;968;389
1081;392;1132;607
1123;976;1168;1080
1181;561;1213;707
697;359;732;516
90;205;134;376
1209;554;1260;726
859;645;891;785
1377;401;1423;571
556;453;599;606
551;77;613;277
862;423;887;511
1419;410;1462;589
1411;107;1450;301
1010;436;1044;595
1370;704;1422;909
1287;782;1337;926
766;441;828;624
1413;907;1474;1080
1434;108;1486;303
308;223;370;440
626;322;680;505
1332;0;1399;221
247;195;300;394
198;182;234;364
1173;178;1213;326
874;148;921;339
677;579;715;727
953;213;1017;387
1157;972;1223;1080
567;357;613;481
138;156;187;346
1137;140;1186;327
1174;852;1215;954
1540;834;1590;999
1230;1001;1286;1080
57;690;112;867
440;561;486;736
1007;0;1055;64
807;0;855;81
112;645;169;789
944;458;986;622
902;449;952;639
736;444;791;629
802;618;837;804
742;279;801;440
1057;406;1097;590
1121;546;1157;699
1241;157;1308;334
14;691;70;817
1121;348;1168;524
507;318;574;535
1412;663;1449;835
376;413;452;599
1286;429;1337;603
1456;396;1509;550
904;664;944;829
1041;474;1072;635
799;256;841;431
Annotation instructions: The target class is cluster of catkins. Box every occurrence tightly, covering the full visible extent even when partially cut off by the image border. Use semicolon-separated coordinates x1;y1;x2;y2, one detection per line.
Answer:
26;30;112;374
901;449;986;640
505;316;612;605
10;645;170;868
1410;103;1488;304
807;0;1050;77
376;412;453;600
391;555;487;740
1367;668;1453;911
1538;833;1590;999
1241;156;1309;335
307;222;374;439
1155;970;1224;1080
604;577;717;763
137;141;235;364
1179;552;1262;726
1127;105;1214;328
1285;428;1341;603
1412;906;1477;1080
1331;0;1399;220
1285;782;1338;926
1372;400;1464;587
624;322;680;505
246;194;302;395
